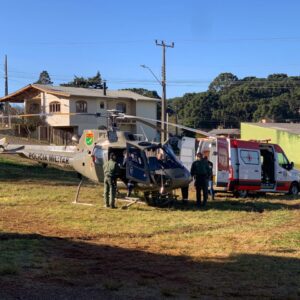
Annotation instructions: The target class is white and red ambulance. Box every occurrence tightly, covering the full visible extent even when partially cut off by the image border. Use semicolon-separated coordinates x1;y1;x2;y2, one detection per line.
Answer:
190;137;300;196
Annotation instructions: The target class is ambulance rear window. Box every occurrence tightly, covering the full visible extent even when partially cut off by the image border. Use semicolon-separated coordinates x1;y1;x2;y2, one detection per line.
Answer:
240;150;260;165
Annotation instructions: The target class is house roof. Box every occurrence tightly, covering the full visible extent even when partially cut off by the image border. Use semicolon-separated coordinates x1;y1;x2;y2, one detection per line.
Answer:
243;122;300;135
0;84;160;103
208;128;240;136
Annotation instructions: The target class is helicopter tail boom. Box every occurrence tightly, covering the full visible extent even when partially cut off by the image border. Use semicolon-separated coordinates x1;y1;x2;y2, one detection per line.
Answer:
0;138;76;166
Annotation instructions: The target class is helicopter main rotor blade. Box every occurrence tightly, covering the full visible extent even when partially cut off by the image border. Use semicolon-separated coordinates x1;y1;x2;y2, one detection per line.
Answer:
3;111;213;137
119;114;214;137
116;115;166;133
0;112;109;118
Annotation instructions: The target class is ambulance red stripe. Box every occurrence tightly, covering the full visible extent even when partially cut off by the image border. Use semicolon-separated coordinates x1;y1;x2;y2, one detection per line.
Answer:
230;139;259;150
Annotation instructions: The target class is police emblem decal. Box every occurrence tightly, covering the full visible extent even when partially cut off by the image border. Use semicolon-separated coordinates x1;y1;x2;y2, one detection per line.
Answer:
85;131;94;146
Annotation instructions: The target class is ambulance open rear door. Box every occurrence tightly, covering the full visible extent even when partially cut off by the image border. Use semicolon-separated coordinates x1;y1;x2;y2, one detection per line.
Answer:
233;140;261;192
215;138;230;189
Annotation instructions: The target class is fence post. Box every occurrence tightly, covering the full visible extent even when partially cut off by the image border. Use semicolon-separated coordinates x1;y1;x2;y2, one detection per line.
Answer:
49;126;52;144
38;126;41;141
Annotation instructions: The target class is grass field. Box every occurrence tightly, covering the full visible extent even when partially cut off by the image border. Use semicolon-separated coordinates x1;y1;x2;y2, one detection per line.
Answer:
0;154;299;299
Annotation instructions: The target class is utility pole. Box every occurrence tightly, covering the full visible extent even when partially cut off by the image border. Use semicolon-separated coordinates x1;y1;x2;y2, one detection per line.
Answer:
4;55;10;128
155;40;174;143
4;55;8;96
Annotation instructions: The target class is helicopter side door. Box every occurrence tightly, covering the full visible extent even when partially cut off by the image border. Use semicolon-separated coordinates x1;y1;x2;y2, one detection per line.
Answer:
91;146;105;181
126;143;150;184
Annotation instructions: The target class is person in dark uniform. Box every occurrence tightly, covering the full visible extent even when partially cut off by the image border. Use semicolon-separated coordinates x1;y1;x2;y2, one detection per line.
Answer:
181;186;189;204
103;153;119;208
191;153;210;207
204;154;215;201
122;150;134;197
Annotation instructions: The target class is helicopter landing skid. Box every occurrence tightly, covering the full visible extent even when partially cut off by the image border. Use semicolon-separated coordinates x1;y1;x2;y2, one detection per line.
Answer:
143;191;177;208
72;179;94;206
119;197;146;209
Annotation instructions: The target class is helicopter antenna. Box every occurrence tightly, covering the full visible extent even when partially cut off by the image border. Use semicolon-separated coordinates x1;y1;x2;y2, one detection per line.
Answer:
139;125;149;142
107;109;121;131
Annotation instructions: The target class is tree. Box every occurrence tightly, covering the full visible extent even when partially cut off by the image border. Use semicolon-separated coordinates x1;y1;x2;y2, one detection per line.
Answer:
20;116;45;138
35;70;53;85
208;72;238;92
122;88;160;99
169;72;300;130
61;71;104;89
267;73;288;80
88;71;103;89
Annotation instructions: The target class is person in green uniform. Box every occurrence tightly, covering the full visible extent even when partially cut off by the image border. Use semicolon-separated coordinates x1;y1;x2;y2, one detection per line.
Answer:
191;152;210;208
103;152;119;208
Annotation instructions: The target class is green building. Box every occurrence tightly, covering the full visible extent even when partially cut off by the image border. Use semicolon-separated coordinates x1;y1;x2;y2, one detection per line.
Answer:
241;123;300;169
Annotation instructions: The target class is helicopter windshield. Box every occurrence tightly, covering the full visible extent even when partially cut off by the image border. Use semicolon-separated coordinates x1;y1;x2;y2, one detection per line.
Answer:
145;145;183;171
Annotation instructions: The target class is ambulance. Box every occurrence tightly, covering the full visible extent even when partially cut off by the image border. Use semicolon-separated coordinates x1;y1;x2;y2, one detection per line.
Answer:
181;137;300;196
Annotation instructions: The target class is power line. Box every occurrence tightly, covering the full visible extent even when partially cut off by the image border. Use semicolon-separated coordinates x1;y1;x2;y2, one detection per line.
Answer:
3;36;300;46
4;67;300;89
179;36;300;43
0;40;150;46
6;71;300;85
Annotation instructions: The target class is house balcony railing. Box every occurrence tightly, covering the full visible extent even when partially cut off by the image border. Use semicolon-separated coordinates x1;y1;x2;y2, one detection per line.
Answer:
117;119;136;124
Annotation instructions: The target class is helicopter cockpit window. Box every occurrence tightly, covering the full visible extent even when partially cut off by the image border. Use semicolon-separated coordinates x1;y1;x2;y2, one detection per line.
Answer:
145;148;162;171
163;144;184;168
145;146;182;170
107;131;118;142
128;147;144;168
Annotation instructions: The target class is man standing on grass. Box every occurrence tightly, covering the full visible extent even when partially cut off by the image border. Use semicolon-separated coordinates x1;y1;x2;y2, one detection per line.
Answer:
191;152;210;208
204;153;215;201
103;153;119;208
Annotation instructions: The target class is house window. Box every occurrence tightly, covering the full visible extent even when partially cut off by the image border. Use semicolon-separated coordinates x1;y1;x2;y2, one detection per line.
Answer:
116;102;126;113
76;101;87;113
100;102;105;109
49;101;61;113
29;103;40;113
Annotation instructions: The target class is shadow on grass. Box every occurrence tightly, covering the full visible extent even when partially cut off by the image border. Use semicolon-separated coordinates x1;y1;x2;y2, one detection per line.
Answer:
2;158;300;212
172;198;300;213
0;232;299;299
0;159;79;184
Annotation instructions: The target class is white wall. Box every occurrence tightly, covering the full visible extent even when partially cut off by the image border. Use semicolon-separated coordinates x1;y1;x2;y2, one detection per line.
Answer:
45;94;70;126
135;100;158;141
70;97;136;135
43;93;157;138
69;97;107;134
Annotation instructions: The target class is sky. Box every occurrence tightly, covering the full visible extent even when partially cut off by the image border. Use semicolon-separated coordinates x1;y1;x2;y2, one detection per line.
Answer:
1;0;300;98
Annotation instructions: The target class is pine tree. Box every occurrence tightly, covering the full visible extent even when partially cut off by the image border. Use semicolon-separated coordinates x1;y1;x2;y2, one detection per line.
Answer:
35;71;53;85
61;71;103;89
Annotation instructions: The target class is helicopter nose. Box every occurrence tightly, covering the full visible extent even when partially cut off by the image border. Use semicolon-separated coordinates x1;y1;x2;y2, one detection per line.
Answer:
171;170;192;189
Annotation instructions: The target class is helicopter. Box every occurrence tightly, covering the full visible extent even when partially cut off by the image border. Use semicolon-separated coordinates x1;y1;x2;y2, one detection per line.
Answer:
0;110;212;206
